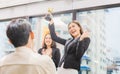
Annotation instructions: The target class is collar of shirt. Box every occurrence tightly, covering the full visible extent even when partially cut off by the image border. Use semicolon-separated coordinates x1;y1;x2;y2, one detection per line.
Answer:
15;46;36;54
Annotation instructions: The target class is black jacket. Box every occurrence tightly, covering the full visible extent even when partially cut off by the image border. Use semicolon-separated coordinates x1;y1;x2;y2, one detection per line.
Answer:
38;48;60;68
49;24;90;71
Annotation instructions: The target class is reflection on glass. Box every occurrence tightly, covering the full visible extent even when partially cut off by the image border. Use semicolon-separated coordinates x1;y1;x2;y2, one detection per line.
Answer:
77;7;120;74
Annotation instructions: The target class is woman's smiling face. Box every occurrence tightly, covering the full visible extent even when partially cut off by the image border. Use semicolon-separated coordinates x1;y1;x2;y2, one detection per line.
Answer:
68;22;81;38
44;34;52;46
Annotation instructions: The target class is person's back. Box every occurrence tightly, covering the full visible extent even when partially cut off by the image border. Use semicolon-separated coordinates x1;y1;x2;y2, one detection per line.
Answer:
0;18;56;74
0;47;56;74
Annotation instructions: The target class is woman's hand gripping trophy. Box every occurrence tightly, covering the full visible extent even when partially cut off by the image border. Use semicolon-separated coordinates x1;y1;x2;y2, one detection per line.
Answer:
44;8;54;25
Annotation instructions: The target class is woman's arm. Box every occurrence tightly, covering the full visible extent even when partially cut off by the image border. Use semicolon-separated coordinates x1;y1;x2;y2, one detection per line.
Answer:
49;22;66;45
76;37;90;59
52;48;61;68
38;48;42;54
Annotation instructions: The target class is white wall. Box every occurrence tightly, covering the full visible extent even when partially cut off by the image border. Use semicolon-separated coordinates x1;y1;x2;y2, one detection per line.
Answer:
0;0;120;20
0;0;44;8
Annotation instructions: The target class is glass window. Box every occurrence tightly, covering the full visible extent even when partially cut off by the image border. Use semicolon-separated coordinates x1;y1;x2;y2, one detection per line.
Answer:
0;21;14;59
77;7;120;74
29;17;41;50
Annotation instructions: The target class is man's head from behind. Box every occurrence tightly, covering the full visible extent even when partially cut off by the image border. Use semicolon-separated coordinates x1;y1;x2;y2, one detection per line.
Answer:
6;18;34;48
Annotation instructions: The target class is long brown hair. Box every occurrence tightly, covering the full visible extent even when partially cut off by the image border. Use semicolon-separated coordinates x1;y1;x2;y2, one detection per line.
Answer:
42;33;56;49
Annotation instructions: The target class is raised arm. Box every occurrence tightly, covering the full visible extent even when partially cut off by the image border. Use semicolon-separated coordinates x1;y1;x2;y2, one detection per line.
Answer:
48;20;66;45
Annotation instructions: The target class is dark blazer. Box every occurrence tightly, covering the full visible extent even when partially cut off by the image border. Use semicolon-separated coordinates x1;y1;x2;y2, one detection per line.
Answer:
38;48;60;68
48;24;90;71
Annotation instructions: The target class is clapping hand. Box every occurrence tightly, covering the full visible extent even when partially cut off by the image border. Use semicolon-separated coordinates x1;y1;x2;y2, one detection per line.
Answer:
41;49;52;58
80;31;90;41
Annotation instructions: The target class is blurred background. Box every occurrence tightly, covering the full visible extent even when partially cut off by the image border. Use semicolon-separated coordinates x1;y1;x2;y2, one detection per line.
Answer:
0;0;120;74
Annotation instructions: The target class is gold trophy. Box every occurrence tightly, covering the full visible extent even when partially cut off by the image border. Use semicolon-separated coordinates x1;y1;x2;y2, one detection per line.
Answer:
45;8;53;21
48;8;53;13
